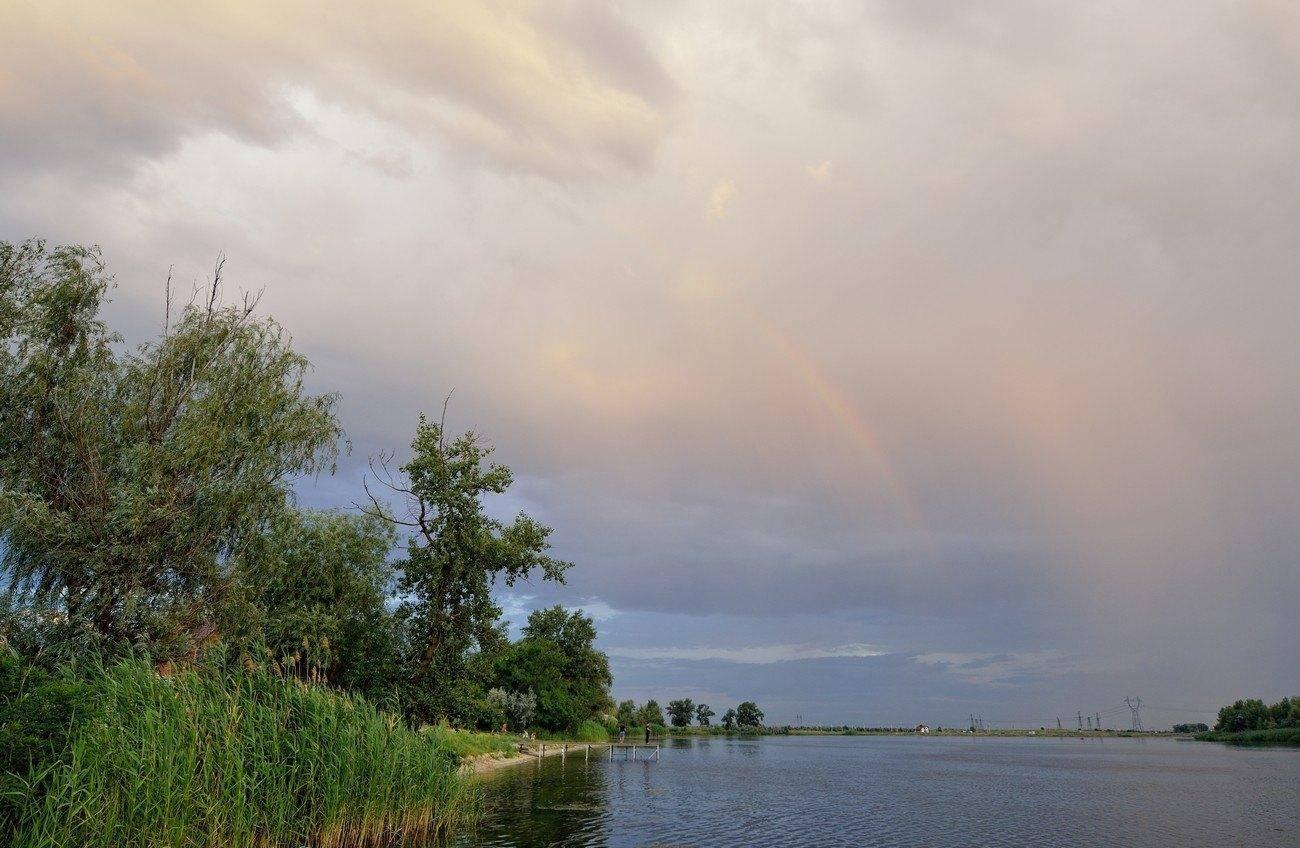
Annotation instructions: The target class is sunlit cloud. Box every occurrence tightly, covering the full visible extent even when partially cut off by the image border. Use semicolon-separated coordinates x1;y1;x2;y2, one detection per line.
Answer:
705;179;736;220
805;160;832;181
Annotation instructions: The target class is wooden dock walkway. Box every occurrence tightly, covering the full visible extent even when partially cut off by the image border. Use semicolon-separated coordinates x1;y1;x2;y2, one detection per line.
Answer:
527;742;661;762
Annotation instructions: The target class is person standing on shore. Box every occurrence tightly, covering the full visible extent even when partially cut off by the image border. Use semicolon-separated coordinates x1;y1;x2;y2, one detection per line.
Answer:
645;723;652;743
618;724;626;743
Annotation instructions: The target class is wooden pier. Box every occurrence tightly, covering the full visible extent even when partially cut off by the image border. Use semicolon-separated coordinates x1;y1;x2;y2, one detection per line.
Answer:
529;742;661;762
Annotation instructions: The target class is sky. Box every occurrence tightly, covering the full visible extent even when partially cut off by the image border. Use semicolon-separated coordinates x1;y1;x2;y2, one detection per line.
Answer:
2;1;1297;729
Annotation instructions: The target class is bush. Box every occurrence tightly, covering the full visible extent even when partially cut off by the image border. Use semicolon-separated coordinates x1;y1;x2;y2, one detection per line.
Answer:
574;720;609;743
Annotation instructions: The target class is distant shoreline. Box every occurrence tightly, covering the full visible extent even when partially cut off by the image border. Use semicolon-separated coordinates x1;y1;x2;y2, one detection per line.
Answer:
663;727;1190;740
1194;728;1300;747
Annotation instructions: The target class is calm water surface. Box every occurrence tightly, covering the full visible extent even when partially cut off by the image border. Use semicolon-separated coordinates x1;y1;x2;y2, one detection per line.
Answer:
449;736;1298;847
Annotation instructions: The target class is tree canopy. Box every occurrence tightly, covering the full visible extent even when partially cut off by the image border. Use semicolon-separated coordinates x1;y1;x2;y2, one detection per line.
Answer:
493;606;612;731
0;241;340;659
667;698;695;727
736;701;765;728
359;416;571;725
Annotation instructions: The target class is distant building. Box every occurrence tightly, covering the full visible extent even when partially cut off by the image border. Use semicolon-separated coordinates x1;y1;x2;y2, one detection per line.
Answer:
915;724;930;733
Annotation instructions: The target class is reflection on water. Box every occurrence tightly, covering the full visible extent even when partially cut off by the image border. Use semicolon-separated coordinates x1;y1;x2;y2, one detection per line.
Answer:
443;736;1299;847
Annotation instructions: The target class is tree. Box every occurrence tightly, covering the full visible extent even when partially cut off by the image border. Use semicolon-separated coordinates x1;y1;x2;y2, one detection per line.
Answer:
241;509;398;699
736;701;765;728
493;606;612;731
0;242;341;659
721;708;737;730
1216;699;1271;732
696;703;715;726
637;699;665;727
359;415;570;726
615;699;637;728
487;688;536;731
667;698;695;728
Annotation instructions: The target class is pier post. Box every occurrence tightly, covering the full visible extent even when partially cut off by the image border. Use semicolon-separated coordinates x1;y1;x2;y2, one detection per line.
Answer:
562;744;566;761
585;745;589;762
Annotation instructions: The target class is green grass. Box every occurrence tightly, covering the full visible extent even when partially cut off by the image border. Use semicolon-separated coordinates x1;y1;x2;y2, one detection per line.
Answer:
1195;727;1300;747
424;725;518;759
572;720;610;743
7;659;477;848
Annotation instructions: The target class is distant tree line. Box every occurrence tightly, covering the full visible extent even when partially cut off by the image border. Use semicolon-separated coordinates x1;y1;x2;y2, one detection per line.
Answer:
1171;723;1209;734
1213;697;1299;733
615;697;765;730
0;241;612;734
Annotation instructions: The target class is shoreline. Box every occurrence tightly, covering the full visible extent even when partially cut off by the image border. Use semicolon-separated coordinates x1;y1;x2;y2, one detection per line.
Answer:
467;741;618;776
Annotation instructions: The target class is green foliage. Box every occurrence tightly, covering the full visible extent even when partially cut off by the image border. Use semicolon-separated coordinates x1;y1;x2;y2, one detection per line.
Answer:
1214;696;1299;733
241;509;399;700
0;241;341;659
424;724;516;759
1196;727;1300;747
637;699;665;727
721;708;737;729
615;699;637;728
736;701;764;727
0;649;94;832
1172;723;1209;734
4;657;474;848
667;698;695;728
493;607;611;731
486;688;536;731
573;720;610;743
696;703;714;726
363;417;570;726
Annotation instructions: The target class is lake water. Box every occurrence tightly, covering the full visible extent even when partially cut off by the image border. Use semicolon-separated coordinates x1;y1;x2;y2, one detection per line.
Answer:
449;736;1299;847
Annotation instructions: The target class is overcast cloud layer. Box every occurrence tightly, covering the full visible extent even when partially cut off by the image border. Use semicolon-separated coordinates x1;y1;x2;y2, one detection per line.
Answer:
3;1;1297;728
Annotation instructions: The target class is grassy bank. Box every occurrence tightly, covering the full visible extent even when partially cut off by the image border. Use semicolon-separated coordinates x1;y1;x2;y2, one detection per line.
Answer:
1195;727;1300;747
3;658;476;848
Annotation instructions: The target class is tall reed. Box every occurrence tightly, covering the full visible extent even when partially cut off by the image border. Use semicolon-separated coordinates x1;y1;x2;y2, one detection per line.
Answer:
10;659;477;848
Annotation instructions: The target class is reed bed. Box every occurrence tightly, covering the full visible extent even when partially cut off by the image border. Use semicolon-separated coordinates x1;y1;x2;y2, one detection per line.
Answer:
9;659;477;848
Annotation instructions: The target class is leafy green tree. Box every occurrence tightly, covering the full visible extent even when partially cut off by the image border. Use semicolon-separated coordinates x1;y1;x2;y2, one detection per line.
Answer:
0;242;340;659
696;703;714;726
360;420;570;726
736;701;765;728
241;509;398;699
1216;698;1272;732
1214;696;1300;732
637;699;665;727
615;699;637;728
493;607;612;731
667;698;695;728
721;708;737;730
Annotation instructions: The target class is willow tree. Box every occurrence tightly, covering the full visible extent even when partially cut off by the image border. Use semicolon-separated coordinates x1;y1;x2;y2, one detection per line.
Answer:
361;415;570;725
0;240;341;659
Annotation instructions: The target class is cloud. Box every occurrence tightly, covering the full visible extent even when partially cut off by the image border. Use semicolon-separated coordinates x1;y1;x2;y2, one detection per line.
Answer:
705;179;736;220
912;652;1090;685
0;1;675;181
607;643;885;664
805;160;832;181
3;0;1298;723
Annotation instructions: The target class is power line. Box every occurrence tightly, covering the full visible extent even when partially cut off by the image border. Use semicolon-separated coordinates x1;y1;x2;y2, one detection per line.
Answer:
1125;696;1144;731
